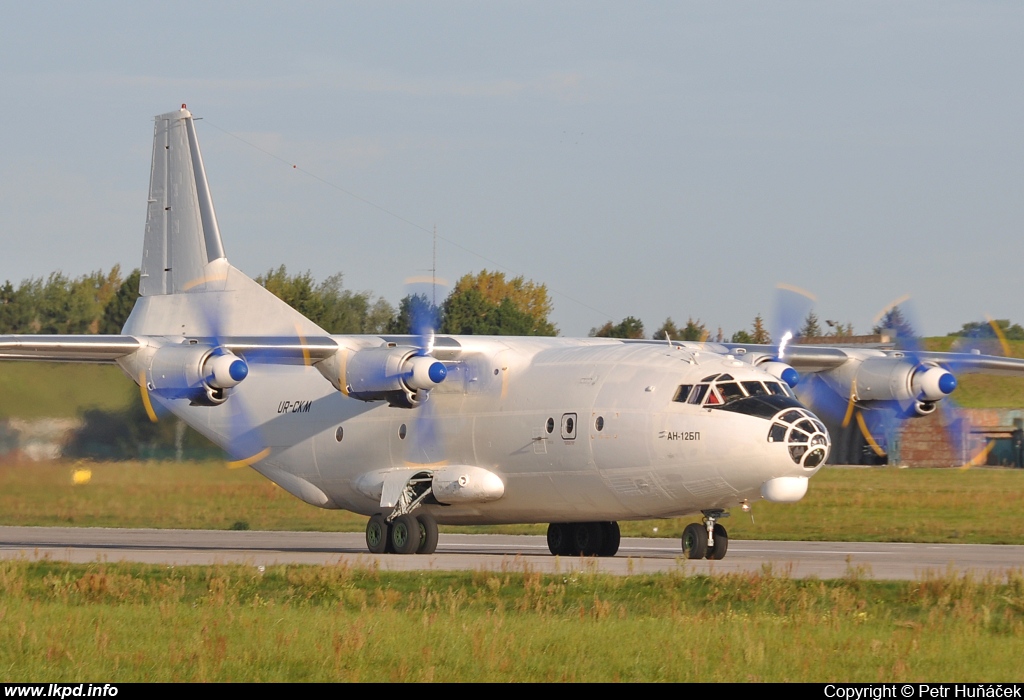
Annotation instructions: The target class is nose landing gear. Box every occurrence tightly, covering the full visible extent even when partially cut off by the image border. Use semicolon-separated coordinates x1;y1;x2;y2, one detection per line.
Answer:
682;510;729;560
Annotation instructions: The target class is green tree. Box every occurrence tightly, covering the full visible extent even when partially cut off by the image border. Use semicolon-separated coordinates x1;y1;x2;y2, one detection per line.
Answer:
452;270;554;324
652;318;679;341
680;317;708;341
591;316;645;339
388;293;442;335
440;271;557;336
800;311;821;338
0;281;33;333
872;306;915;339
99;269;141;334
255;266;395;334
751;314;770;344
948;319;1024;341
731;330;753;343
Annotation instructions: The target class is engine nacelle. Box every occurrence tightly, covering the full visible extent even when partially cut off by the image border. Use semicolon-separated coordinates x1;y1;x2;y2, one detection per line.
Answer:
760;361;800;388
912;365;957;402
853;357;956;407
146;344;248;405
323;346;447;407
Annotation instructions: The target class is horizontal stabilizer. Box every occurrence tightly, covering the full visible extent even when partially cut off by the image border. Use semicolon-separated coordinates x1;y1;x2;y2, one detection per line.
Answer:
0;335;141;363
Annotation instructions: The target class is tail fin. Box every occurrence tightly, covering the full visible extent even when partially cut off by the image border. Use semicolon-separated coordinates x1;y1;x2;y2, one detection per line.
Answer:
141;105;226;296
124;106;325;338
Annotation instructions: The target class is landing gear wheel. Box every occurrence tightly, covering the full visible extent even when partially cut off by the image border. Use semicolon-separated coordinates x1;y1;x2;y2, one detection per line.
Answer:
598;522;621;557
571;522;604;557
416;513;439;555
366;514;389;554
706;523;729;560
390;513;420;555
547;523;571;556
682;523;708;559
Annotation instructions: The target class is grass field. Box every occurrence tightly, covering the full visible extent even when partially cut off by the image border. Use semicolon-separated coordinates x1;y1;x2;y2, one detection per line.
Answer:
2;460;1024;544
0;364;134;419
1;559;1022;681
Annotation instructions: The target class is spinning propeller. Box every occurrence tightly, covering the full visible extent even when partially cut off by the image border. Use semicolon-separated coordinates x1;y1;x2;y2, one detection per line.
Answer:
137;294;270;468
400;278;449;467
770;287;980;466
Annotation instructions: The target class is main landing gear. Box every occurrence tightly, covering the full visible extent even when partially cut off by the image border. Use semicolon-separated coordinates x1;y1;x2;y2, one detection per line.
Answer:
366;512;439;555
681;510;729;560
365;471;439;555
546;521;621;557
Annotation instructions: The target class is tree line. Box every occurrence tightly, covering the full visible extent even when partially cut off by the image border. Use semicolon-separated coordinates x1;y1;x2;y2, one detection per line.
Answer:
1;266;1018;345
0;266;559;337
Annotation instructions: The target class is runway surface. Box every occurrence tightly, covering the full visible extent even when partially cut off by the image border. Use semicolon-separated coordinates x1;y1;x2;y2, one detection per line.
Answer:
1;526;1021;579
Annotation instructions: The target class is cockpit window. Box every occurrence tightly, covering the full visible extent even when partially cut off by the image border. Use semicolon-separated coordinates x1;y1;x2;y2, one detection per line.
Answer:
765;382;788;396
717;382;744;404
742;381;769;397
688;384;710;404
717;374;734;381
673;385;693;403
701;374;721;382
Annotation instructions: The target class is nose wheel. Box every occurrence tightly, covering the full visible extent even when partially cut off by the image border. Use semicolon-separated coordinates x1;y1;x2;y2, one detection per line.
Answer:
681;510;729;560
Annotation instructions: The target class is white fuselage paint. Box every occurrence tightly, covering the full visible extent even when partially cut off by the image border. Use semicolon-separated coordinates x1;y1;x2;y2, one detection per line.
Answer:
161;336;825;525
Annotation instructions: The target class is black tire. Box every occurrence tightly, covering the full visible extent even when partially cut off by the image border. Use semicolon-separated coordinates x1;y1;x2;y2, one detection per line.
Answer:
390;513;420;555
598;521;621;557
547;523;571;556
572;522;604;557
416;513;439;555
366;514;389;554
682;523;708;560
706;523;729;560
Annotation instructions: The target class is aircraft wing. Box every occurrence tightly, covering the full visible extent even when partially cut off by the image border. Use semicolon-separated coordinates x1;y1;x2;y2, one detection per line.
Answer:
722;342;1024;376
0;335;341;365
905;351;1024;376
0;335;142;363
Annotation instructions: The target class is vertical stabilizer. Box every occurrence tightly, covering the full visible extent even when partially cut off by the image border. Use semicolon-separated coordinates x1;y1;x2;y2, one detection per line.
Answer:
125;107;327;338
140;106;227;296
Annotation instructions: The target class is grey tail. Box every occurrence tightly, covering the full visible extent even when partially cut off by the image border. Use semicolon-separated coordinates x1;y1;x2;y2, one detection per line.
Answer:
123;106;326;339
140;105;226;296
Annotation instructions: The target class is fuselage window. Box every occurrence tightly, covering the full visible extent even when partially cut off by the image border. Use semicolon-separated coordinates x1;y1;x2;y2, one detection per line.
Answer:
673;385;693;403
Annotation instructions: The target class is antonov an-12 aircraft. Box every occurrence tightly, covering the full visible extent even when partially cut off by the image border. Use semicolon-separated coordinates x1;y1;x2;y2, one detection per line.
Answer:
3;106;1024;559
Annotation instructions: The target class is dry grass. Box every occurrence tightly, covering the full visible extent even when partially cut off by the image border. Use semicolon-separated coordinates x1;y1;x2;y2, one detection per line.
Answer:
0;559;1021;681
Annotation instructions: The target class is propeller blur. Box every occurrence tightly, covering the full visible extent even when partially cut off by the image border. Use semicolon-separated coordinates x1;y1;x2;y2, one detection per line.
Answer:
3;107;1024;559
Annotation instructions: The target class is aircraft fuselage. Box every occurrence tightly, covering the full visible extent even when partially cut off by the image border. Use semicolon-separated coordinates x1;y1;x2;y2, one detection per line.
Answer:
158;336;826;525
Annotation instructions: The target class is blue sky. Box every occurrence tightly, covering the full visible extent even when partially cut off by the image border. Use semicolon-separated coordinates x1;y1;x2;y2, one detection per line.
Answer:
1;2;1022;338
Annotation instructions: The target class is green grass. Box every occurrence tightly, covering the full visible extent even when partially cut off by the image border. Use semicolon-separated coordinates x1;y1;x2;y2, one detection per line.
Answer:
0;560;1021;681
0;363;134;419
3;460;1024;544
